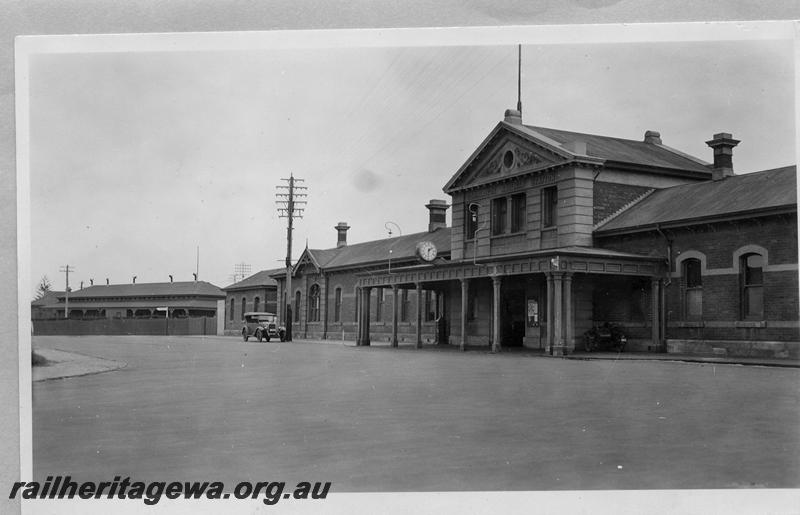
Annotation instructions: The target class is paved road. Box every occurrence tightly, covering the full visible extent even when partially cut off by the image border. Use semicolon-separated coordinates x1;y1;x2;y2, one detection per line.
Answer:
32;335;800;491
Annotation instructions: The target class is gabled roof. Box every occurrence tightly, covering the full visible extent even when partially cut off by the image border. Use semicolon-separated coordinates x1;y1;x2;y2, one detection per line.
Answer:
224;269;282;291
527;126;711;173
595;166;797;234
282;227;452;276
444;120;712;193
60;281;226;300
32;291;64;306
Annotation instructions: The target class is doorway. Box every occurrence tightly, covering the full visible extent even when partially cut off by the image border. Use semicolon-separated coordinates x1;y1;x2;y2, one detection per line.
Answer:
502;283;526;346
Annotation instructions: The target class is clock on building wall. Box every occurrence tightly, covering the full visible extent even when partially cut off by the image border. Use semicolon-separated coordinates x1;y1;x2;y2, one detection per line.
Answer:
416;241;438;262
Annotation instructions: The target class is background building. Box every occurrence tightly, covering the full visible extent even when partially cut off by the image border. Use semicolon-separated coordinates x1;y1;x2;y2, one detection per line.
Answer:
223;269;281;334
32;280;225;336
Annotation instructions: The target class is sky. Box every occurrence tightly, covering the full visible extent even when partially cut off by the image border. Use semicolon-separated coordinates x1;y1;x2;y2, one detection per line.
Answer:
25;32;795;296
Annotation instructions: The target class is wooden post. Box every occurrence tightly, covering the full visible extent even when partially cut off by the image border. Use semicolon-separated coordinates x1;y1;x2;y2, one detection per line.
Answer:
355;286;362;345
546;273;554;354
391;285;399;348
491;275;502;353
552;272;564;356
460;278;469;351
564;273;574;354
362;287;371;346
415;282;423;348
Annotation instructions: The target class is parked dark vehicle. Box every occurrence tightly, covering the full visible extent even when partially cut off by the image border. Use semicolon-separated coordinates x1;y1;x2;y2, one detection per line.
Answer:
242;312;285;342
583;322;627;352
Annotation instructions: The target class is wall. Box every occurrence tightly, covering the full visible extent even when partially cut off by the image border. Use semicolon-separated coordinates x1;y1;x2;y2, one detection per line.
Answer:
33;317;217;336
593;181;653;224
278;265;439;342
224;287;277;331
597;215;799;344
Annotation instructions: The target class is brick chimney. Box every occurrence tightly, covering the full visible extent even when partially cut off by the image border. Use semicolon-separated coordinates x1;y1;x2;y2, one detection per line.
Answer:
335;222;350;248
643;130;662;144
426;199;449;232
705;132;740;180
503;108;522;125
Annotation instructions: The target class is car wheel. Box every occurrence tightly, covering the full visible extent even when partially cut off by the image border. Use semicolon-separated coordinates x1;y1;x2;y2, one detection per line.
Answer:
242;330;248;342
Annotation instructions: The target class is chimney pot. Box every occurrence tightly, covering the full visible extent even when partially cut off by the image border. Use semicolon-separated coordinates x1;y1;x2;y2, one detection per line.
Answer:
644;130;662;144
503;109;522;125
335;222;350;248
705;132;740;180
426;199;449;232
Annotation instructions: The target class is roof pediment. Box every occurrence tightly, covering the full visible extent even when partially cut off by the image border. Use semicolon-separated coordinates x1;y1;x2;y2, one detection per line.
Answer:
292;248;321;276
443;121;582;193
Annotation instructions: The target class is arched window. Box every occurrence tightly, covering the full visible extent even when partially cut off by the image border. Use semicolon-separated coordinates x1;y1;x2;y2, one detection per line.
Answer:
229;298;235;321
334;287;342;322
683;258;703;319
294;291;301;322
308;284;320;322
741;253;764;319
241;297;246;321
254;296;260;312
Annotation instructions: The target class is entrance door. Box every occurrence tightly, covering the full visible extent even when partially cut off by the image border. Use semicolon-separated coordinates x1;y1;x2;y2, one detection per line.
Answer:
502;285;526;347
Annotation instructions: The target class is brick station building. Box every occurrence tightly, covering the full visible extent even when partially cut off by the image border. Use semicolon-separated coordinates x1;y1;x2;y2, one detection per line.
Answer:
270;109;798;359
222;269;281;333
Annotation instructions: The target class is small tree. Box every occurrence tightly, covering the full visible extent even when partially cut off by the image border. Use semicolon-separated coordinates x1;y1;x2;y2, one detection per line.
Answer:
35;275;52;300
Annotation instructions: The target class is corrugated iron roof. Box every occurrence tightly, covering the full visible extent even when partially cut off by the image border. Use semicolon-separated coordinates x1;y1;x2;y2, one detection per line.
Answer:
595;166;797;233
61;281;226;300
31;291;64;306
224;268;282;291
525;125;712;173
304;227;452;271
56;299;220;309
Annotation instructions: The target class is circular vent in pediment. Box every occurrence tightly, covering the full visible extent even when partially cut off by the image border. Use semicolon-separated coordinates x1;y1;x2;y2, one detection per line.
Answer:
503;149;515;169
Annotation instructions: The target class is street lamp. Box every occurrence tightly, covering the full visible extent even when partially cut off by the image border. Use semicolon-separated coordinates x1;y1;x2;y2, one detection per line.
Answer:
385;221;402;274
468;203;488;266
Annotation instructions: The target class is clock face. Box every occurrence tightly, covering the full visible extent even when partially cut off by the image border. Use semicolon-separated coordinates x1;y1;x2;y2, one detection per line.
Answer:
417;241;438;262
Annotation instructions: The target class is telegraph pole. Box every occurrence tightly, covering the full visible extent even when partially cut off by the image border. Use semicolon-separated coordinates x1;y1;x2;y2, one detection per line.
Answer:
59;264;75;319
276;174;307;342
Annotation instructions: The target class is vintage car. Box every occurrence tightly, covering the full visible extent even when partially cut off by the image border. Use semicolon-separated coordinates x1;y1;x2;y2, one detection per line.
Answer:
241;312;285;342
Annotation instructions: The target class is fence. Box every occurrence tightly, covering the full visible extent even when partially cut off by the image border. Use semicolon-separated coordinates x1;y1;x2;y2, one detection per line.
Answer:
32;317;218;336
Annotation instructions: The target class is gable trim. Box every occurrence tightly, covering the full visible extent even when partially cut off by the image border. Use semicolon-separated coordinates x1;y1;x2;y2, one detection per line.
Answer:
443;121;580;194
